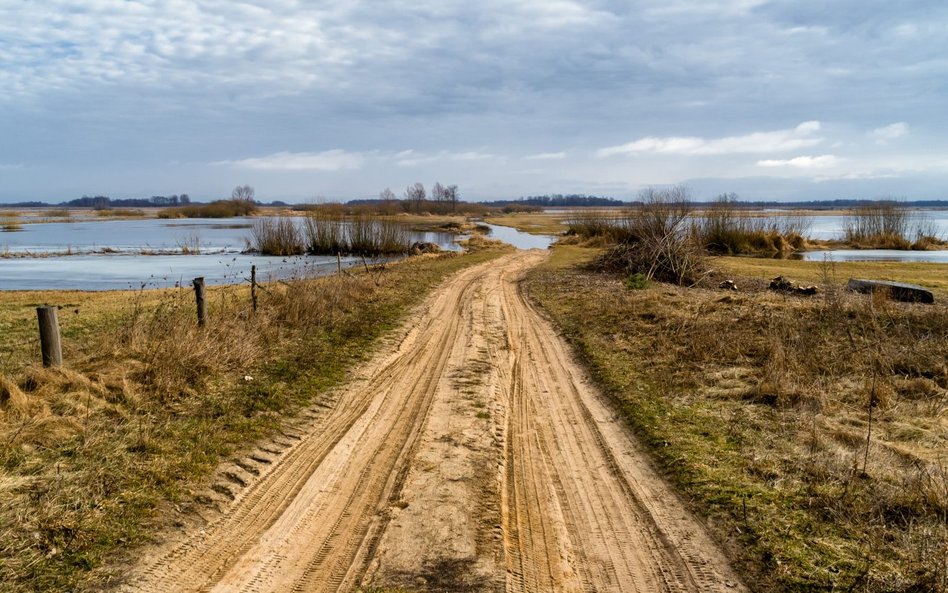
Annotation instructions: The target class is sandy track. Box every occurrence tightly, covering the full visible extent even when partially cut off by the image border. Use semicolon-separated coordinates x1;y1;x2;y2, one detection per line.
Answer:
122;251;745;593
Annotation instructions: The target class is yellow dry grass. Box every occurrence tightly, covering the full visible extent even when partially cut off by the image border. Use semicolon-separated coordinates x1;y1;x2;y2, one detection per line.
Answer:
714;256;948;293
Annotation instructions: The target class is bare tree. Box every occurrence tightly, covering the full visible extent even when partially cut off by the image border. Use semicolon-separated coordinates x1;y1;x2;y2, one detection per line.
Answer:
379;187;396;201
405;182;426;213
431;182;446;202
445;184;459;212
232;185;255;202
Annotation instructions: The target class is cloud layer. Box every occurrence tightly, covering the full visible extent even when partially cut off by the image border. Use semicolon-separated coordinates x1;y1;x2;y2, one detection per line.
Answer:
2;1;948;201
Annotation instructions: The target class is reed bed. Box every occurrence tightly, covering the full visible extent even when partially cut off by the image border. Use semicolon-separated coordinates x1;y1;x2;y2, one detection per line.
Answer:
844;202;946;249
303;213;345;254
346;215;410;256
253;215;411;256
696;196;809;254
251;217;304;256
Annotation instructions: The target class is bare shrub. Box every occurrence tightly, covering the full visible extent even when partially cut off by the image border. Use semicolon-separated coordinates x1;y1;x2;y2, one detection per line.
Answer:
596;186;708;285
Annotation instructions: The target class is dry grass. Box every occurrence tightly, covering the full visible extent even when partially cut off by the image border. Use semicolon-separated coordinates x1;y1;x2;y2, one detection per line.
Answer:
0;247;510;592
714;256;948;293
94;208;145;218
528;245;948;592
158;200;257;219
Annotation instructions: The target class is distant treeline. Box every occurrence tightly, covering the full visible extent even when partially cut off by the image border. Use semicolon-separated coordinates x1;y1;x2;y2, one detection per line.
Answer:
3;193;947;210
0;195;290;208
482;195;627;207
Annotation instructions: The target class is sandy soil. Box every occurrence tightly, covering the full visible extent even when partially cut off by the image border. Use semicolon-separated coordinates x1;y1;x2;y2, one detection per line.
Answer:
119;251;746;592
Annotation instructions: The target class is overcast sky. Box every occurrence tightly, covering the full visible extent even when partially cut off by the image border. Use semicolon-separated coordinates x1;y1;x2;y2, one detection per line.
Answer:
2;0;947;202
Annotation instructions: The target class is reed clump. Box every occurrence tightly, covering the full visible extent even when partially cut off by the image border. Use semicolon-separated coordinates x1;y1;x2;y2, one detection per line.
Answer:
1;219;23;232
346;215;410;256
302;215;410;256
565;209;620;239
842;201;946;250
251;217;304;255
303;212;346;254
844;202;912;248
696;195;810;255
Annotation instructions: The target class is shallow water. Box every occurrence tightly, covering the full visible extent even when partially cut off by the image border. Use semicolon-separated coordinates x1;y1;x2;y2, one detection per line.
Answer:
0;254;373;291
0;217;461;290
798;249;948;263
483;224;555;249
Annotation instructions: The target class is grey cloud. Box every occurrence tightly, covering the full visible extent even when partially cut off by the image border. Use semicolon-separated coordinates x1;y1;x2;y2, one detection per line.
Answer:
3;0;948;201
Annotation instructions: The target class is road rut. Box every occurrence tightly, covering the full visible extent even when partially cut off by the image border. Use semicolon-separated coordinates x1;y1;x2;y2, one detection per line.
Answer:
122;251;745;593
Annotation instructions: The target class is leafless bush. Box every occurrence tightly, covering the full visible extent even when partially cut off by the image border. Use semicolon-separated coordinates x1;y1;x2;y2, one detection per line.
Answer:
597;186;708;285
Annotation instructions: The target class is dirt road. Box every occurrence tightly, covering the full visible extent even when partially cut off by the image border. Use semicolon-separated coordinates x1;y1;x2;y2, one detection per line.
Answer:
122;251;745;592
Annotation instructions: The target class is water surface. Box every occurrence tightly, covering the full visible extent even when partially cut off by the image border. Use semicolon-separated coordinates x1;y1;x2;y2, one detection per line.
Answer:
0;217;461;290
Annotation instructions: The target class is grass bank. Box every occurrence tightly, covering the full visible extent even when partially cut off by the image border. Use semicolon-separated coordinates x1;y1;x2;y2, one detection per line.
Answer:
527;245;948;592
0;247;509;592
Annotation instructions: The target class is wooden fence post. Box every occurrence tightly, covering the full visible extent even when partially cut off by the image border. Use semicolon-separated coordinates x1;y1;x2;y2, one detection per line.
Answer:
193;277;206;326
250;265;258;313
36;306;62;367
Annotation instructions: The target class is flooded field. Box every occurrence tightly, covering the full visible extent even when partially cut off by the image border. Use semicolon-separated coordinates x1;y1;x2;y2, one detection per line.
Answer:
0;218;461;290
0;218;554;290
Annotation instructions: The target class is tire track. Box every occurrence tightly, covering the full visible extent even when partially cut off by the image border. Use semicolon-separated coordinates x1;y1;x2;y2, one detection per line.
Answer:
495;251;747;593
121;250;746;593
121;259;494;593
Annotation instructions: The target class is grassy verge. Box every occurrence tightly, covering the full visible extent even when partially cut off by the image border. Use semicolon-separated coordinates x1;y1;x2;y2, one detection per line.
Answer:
0;248;509;592
526;245;948;592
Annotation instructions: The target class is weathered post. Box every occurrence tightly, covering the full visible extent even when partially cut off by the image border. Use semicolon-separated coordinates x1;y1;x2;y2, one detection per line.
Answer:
250;265;258;313
193;277;206;326
36;306;62;367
